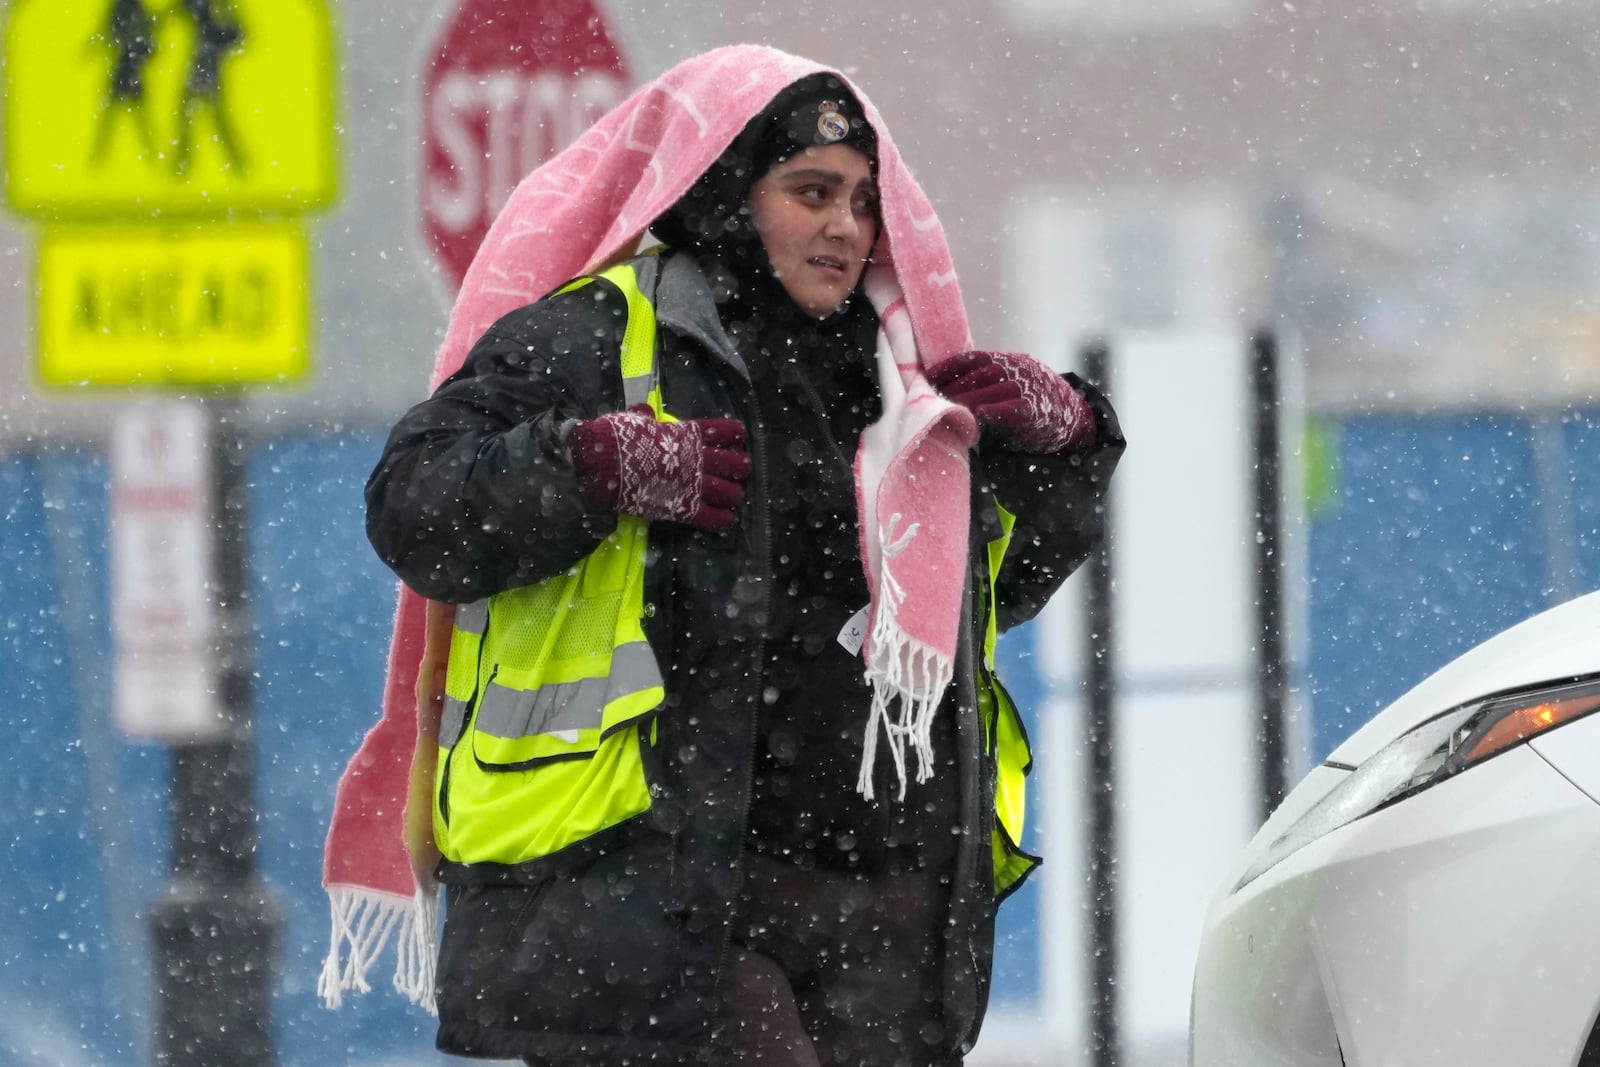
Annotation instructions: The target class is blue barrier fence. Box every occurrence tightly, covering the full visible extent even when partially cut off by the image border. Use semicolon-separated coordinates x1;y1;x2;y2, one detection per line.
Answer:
3;411;1597;1063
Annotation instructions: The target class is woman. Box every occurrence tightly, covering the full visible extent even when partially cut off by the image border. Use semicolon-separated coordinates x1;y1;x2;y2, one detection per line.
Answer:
323;46;1123;1067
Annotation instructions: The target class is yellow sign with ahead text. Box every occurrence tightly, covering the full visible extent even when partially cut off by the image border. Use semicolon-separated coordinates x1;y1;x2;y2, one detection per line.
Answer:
4;0;337;219
38;224;308;386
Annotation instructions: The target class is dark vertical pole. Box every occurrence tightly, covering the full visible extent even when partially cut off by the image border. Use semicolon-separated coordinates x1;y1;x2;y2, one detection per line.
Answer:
1081;339;1120;1067
1249;332;1289;823
151;394;280;1066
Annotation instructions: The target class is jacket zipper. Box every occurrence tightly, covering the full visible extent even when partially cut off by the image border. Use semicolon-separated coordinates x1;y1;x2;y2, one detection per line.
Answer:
711;389;771;1003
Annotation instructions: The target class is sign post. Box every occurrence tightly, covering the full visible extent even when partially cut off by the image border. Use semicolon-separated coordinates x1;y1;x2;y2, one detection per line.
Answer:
417;0;631;294
3;2;338;1063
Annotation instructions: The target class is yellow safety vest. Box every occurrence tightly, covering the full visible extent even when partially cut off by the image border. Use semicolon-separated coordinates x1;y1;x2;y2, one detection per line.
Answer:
434;254;1039;900
434;258;671;867
980;502;1040;899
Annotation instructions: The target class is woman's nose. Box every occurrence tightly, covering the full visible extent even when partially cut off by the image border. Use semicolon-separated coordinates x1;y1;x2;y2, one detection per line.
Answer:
824;202;859;240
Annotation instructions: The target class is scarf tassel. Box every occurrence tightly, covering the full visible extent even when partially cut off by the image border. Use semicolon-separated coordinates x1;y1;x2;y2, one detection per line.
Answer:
318;885;438;1014
857;515;955;802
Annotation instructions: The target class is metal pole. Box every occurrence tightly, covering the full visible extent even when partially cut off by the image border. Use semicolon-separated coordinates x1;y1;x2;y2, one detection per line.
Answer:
1081;339;1120;1067
151;393;280;1067
1249;331;1289;823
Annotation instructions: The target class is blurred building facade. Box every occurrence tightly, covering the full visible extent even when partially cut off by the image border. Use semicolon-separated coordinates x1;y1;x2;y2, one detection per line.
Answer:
4;0;1600;439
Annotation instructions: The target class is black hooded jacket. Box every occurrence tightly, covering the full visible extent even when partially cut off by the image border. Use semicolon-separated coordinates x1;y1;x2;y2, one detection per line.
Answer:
364;247;1123;1065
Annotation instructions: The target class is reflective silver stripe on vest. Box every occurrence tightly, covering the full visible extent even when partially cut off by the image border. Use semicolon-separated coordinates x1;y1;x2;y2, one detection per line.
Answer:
473;640;663;741
455;599;488;637
439;599;490;746
441;695;470;748
622;373;654;408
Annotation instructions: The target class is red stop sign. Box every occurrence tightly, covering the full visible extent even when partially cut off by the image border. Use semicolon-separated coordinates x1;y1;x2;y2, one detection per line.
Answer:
419;0;631;294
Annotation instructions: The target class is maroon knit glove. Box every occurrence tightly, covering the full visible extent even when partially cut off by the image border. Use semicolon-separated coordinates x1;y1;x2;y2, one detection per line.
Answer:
927;351;1096;454
567;404;752;533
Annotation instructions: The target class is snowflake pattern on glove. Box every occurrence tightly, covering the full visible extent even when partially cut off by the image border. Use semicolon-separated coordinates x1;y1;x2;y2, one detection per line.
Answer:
926;351;1096;454
612;411;703;524
569;405;751;532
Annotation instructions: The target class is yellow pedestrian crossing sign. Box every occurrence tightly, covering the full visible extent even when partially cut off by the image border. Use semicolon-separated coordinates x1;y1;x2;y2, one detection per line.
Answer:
3;0;337;219
37;223;309;386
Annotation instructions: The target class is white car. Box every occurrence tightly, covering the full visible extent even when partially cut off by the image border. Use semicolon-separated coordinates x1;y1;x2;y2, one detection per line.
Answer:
1190;588;1600;1066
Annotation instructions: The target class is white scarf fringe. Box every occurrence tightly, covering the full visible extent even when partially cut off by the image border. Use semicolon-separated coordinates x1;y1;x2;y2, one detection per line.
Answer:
857;514;956;801
318;885;438;1014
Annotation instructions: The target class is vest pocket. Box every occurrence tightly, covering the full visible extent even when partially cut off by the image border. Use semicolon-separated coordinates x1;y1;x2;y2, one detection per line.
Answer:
468;639;663;770
442;715;661;867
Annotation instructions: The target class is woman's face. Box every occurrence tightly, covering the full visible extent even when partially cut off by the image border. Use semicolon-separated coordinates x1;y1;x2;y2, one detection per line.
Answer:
746;144;879;319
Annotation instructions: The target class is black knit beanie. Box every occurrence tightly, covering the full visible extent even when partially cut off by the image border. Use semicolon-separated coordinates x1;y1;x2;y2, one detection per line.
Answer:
651;72;878;254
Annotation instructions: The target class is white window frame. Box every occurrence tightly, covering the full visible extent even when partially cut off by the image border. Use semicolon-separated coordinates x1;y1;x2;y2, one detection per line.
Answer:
1004;0;1247;31
1003;189;1248;367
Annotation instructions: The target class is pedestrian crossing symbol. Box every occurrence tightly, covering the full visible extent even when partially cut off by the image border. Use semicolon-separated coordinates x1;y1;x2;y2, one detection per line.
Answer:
3;0;337;218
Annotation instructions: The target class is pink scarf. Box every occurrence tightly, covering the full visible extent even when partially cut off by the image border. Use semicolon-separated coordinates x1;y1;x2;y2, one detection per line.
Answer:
320;44;977;1010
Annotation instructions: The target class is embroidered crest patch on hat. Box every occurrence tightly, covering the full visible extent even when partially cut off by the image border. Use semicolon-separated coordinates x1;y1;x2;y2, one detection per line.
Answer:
817;103;850;144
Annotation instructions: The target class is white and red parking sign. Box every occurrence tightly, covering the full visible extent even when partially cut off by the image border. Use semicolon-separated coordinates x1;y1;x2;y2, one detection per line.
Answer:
418;0;632;294
111;401;220;742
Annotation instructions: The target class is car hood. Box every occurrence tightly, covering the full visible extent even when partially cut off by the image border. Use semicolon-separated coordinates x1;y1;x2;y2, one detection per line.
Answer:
1325;588;1600;768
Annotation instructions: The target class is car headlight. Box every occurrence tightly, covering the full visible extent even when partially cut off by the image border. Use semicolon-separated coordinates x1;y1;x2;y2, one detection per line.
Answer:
1235;675;1600;891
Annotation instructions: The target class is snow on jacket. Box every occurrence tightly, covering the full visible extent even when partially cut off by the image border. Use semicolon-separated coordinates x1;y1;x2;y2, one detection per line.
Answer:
364;249;1124;1063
